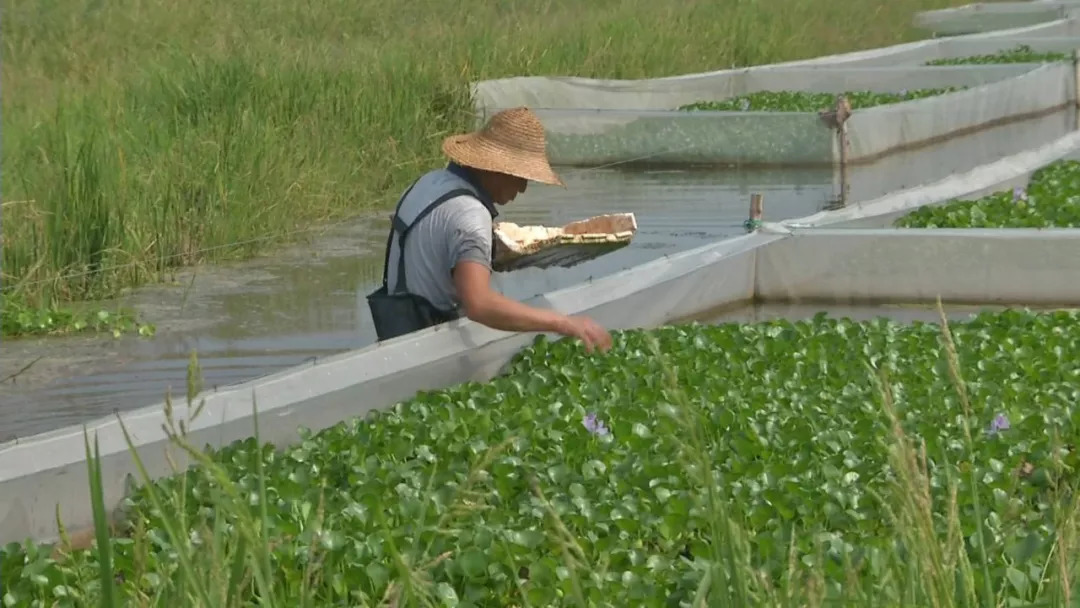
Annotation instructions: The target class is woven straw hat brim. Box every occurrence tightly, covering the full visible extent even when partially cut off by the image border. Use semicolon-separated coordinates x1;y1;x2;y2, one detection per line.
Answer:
442;132;565;187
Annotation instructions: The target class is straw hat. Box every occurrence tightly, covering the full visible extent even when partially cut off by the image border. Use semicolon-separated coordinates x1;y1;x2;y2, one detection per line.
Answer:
442;107;565;187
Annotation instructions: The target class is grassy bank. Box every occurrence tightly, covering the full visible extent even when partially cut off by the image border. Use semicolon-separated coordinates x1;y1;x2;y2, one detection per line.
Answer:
4;308;1080;606
2;0;971;311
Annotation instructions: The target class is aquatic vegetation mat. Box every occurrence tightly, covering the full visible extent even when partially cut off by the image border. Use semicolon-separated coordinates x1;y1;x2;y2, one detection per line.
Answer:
895;159;1080;228
0;294;156;339
4;310;1080;605
925;45;1071;66
677;88;966;112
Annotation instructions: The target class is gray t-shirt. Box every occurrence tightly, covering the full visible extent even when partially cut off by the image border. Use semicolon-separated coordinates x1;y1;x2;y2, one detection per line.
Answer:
385;194;494;313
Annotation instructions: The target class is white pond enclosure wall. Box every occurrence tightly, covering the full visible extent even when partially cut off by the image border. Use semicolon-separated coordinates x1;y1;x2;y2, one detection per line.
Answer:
931;35;1080;61
473;26;1080;169
6;130;1080;546
476;64;1048;112
789;19;1080;67
756;229;1080;306
914;2;1080;36
491;63;1074;168
472;19;1080;113
472;18;1080;171
783;128;1080;229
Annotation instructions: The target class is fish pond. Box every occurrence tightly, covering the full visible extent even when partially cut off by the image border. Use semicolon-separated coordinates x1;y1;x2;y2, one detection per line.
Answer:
895;159;1080;228
3;308;1079;606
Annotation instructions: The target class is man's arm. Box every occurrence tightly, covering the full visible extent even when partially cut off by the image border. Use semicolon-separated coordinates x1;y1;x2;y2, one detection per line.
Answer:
445;198;612;352
453;260;573;335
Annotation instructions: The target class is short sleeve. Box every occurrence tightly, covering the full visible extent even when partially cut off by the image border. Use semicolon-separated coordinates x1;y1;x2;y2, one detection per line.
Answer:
443;196;493;273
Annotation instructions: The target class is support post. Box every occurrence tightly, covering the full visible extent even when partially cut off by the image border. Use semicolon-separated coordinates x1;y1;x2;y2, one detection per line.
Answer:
819;95;852;211
1073;49;1080;131
835;95;852;209
744;193;764;233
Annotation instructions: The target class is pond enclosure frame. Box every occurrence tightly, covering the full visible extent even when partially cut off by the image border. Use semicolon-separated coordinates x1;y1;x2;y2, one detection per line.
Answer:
472;21;1080;207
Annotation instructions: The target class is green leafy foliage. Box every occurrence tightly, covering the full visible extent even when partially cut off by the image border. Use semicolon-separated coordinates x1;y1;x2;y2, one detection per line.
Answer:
925;45;1070;65
677;88;966;112
4;310;1080;606
895;159;1080;228
1;293;156;339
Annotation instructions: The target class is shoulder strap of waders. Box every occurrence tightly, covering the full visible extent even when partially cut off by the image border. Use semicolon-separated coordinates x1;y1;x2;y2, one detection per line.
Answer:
379;178;420;292
383;187;479;295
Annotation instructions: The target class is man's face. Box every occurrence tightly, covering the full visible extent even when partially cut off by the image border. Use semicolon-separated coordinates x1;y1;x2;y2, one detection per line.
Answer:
485;172;528;205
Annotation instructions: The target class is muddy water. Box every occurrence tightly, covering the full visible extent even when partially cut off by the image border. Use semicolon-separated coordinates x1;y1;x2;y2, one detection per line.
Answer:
0;166;836;442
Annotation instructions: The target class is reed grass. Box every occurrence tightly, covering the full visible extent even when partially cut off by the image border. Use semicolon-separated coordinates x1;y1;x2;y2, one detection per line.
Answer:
3;0;972;307
5;301;1080;606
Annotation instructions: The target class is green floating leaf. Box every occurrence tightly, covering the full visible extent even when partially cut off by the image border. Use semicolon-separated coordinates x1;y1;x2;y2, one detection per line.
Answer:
436;582;460;607
457;548;488;580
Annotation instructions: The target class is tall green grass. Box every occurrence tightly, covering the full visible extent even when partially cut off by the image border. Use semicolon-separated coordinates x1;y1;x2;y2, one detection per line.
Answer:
7;302;1080;606
3;0;972;305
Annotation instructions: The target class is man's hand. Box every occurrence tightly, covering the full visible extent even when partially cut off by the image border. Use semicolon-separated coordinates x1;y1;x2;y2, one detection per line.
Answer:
554;315;612;353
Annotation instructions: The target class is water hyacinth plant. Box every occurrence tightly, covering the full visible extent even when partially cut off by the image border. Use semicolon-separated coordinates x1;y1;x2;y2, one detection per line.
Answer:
582;413;611;437
3;306;1080;606
987;412;1010;437
926;44;1071;66
0;293;156;339
677;88;966;112
895;159;1080;228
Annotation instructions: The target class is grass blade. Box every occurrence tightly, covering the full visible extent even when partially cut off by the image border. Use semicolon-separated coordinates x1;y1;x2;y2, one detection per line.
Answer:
83;428;117;608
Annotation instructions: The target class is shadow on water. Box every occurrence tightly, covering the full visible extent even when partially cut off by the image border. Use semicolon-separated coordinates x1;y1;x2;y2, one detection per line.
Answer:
0;110;1071;442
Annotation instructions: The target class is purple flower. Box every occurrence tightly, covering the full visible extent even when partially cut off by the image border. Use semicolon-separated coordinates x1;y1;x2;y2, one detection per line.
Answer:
583;413;610;437
1013;186;1027;202
987;413;1010;436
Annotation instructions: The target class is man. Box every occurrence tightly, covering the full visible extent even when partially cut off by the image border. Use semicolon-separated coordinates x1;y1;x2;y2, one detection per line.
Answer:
366;106;613;353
